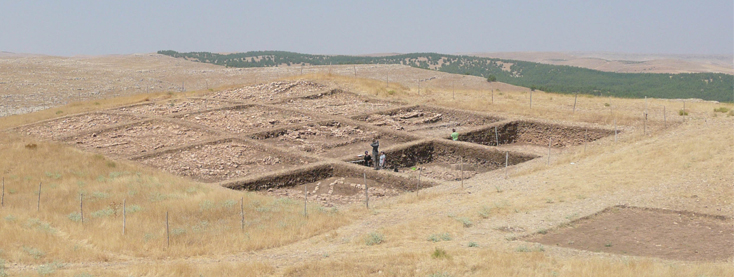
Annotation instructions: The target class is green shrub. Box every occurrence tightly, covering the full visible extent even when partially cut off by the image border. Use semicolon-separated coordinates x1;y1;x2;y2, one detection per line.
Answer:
365;232;384;245
67;212;82;222
431;247;450;259
679;109;688;116
714;107;730;113
467;241;478;248
427;233;452;242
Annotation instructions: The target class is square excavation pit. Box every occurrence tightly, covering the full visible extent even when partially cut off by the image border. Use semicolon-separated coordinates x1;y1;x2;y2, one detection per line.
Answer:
278;89;405;117
458;121;615;154
133;139;314;183
251;121;415;159
209;80;327;103
114;98;232;116
66;120;218;157
222;163;438;207
175;105;317;135
15;112;142;140
354;105;504;137
379;141;537;181
524;206;734;262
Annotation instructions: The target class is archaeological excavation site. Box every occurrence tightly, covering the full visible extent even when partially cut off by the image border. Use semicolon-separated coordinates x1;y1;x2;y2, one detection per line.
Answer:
14;80;617;206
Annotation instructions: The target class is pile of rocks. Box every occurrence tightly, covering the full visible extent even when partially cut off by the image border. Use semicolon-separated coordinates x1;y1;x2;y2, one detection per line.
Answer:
210;80;326;102
282;92;399;116
365;110;443;130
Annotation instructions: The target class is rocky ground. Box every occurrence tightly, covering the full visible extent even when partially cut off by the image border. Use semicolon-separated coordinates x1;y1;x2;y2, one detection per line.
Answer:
209;80;327;103
177;105;316;134
17;112;142;140
114;98;232;116
138;141;312;183
280;91;402;117
67;120;218;157
262;177;400;207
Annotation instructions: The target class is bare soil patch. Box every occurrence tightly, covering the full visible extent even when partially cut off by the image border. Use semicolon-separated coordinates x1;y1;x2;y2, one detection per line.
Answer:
356;106;503;137
136;140;313;183
176;105;317;135
279;90;404;117
66;120;218;157
525;206;734;261
209;80;327;103
114;98;232;116
16;112;141;140
253;121;414;158
262;176;400;207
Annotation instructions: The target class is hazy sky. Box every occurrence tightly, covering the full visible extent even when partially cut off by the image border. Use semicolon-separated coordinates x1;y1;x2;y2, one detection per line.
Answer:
1;0;732;56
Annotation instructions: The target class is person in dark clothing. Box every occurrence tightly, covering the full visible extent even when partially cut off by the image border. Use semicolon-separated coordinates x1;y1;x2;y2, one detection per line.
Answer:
370;139;380;170
363;151;372;167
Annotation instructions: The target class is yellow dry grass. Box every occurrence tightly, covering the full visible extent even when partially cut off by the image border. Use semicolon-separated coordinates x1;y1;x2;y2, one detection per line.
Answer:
1;71;732;276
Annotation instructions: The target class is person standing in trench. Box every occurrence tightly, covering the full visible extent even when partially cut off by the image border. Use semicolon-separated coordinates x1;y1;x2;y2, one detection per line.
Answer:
371;139;380;170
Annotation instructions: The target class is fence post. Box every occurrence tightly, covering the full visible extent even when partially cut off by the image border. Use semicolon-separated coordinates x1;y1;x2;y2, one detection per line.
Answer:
614;118;618;142
529;91;533;108
364;173;368;209
80;193;84;224
495;126;499;146
573;92;578;113
304;183;308;217
37;182;41;212
491;90;494;104
504;152;509;179
240;197;245;230
584;128;588;153
1;177;4;207
460;157;464;189
664;106;667;128
417;168;422;194
547;138;552;166
166;211;170;248
123;199;126;235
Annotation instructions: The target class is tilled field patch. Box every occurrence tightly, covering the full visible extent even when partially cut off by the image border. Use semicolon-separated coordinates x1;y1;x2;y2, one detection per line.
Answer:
136;140;313;183
356;106;503;137
279;90;404;117
253;121;414;158
17;112;141;140
114;98;232;116
209;80;327;103
176;105;317;135
525;206;734;261
66;120;218;157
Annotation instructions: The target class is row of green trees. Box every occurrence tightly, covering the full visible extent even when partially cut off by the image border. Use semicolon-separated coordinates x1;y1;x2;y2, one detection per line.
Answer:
158;50;733;102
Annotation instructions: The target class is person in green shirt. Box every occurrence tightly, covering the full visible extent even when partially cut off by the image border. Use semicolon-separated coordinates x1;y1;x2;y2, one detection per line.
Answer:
451;129;459;141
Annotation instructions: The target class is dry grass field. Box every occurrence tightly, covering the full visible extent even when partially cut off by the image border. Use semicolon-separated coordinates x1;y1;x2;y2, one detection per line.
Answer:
0;55;732;276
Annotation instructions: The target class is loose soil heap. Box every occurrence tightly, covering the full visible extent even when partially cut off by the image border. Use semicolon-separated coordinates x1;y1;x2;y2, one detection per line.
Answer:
177;105;315;134
210;81;326;102
67;121;217;157
138;141;311;183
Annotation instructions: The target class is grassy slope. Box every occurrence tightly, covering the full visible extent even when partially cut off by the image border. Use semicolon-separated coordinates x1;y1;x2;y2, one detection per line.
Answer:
158;50;734;102
1;74;732;276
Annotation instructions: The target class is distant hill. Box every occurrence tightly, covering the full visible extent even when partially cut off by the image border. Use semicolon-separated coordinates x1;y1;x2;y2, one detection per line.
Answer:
158;50;734;102
464;52;734;75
